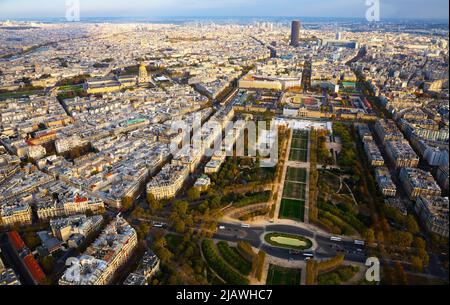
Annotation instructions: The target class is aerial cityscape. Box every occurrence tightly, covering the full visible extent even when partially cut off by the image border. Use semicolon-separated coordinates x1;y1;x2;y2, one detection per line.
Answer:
0;0;449;290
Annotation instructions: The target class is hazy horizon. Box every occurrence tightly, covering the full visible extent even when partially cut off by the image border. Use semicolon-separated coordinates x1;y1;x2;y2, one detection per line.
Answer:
0;0;448;21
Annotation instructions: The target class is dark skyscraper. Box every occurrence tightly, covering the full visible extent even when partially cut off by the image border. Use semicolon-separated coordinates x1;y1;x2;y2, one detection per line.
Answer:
290;20;301;47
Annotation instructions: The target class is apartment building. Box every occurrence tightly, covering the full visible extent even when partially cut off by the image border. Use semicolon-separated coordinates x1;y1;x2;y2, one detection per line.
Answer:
59;216;137;285
375;167;397;197
146;164;189;200
385;140;419;168
415;196;449;238
400;168;442;200
364;140;385;167
375;119;404;144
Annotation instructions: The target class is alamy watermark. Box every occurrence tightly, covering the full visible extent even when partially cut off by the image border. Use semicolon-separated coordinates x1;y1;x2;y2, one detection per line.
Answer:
366;0;381;22
170;115;279;168
365;257;381;282
65;0;80;22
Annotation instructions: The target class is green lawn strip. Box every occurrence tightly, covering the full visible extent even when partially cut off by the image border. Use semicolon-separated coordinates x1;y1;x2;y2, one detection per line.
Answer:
266;264;302;285
289;149;308;162
0;90;42;99
202;239;249;285
318;210;356;235
291;138;308;150
264;232;312;250
217;241;252;276
233;191;271;208
317;265;360;285
282;181;306;200
286;167;307;183
279;199;305;221
318;201;366;234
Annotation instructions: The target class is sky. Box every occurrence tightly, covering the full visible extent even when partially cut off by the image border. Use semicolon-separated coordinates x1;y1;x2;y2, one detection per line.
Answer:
0;0;448;20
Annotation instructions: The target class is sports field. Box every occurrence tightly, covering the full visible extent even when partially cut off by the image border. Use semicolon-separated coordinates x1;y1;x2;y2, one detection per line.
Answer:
282;181;306;200
289;149;308;162
286;167;307;183
279;130;309;221
279;199;305;221
266;264;302;285
291;138;308;150
289;130;309;162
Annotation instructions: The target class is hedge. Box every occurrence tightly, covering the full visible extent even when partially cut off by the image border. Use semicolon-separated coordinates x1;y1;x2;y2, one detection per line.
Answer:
217;241;252;276
202;239;249;285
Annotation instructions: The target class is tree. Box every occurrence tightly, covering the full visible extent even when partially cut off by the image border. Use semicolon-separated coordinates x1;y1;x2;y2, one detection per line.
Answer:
187;188;201;202
23;233;40;250
138;223;150;237
392;231;413;249
210;195;222;209
132;206;145;219
406;215;419;234
174;219;186;233
157;247;173;263
417;248;429;266
39;256;55;275
394;262;408;285
411;256;423;273
154;236;167;249
364;228;375;245
413;237;426;251
172;201;189;218
121;196;134;211
147;193;162;212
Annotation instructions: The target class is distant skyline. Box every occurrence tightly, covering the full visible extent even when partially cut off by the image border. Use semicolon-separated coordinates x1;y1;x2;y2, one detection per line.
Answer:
0;0;448;20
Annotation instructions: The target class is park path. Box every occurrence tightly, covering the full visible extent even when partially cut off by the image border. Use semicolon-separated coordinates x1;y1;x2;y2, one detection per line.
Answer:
273;129;293;221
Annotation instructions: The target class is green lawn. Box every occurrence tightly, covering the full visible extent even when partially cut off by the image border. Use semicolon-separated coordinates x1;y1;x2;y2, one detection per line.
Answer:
289;149;308;162
282;182;306;200
217;241;252;276
0;90;42;99
264;232;312;250
291;138;308;150
279;199;305;221
286;167;307;183
266;264;302;285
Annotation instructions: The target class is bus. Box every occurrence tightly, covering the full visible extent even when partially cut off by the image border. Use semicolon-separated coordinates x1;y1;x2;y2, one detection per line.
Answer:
330;236;342;242
354;240;365;246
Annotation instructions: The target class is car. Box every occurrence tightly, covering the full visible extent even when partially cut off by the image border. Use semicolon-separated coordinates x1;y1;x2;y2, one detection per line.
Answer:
241;223;250;228
218;226;226;230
